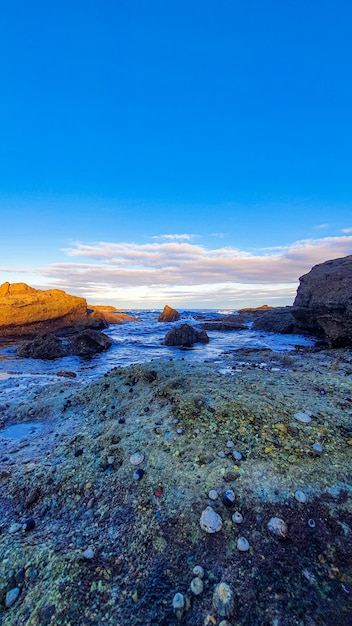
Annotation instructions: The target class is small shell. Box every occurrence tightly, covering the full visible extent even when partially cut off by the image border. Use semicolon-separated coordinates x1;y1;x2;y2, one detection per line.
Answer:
213;582;235;618
208;489;219;501
190;577;204;595
232;511;243;524
129;452;144;465
312;443;323;453
294;489;307;503
233;450;242;461
294;412;312;423
237;536;250;551
268;517;288;538
193;565;205;579
199;506;223;533
222;489;236;507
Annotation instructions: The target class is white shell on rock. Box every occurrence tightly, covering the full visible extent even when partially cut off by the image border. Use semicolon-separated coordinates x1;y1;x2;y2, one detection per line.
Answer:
193;565;205;578
268;517;288;538
208;489;219;501
232;511;243;524
237;536;250;551
294;489;307;503
294;412;312;423
199;506;223;533
129;452;145;465
190;577;204;595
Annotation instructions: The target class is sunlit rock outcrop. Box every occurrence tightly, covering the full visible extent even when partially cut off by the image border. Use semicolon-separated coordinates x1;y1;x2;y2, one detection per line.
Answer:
158;305;180;322
0;282;87;337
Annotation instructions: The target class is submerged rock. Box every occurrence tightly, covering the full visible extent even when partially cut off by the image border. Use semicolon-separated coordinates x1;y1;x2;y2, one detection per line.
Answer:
164;323;209;347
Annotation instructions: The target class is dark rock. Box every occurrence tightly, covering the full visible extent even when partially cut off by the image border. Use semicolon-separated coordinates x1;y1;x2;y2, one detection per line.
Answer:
68;329;113;356
201;315;247;331
292;255;352;347
164;324;209;347
223;489;236;506
25;487;40;508
252;307;295;334
23;518;35;531
158;305;180;322
16;333;66;359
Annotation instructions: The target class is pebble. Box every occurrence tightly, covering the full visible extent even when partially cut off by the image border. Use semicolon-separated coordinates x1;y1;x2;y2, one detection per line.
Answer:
193;565;205;578
226;440;235;448
177;428;184;435
5;587;20;608
268;517;288;538
294;412;312;423
222;489;236;507
312;443;323;453
212;582;235;618
217;451;226;458
190;577;204;595
107;456;115;465
208;489;219;501
118;417;126;424
294;489;307;503
237;536;250;551
83;547;95;559
133;468;145;480
232;450;242;461
9;523;22;534
129;452;144;466
199;506;223;533
232;511;243;524
308;518;316;528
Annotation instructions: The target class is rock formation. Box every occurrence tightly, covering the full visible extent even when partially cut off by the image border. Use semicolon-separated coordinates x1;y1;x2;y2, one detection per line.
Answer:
0;282;87;337
252;307;295;334
292;255;352;347
164;323;209;347
17;330;113;359
201;314;246;331
158;305;180;322
87;305;138;325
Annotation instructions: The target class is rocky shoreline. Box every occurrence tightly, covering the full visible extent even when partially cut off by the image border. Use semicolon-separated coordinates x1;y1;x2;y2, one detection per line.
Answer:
1;345;351;625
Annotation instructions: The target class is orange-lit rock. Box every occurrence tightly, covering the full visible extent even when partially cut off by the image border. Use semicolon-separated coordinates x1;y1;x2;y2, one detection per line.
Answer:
158;305;180;322
88;305;139;325
0;282;88;337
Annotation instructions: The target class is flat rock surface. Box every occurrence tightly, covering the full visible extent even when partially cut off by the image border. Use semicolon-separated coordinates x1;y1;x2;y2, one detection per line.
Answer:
0;347;351;624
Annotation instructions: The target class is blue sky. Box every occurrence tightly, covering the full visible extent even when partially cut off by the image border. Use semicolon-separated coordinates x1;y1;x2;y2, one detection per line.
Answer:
1;0;351;308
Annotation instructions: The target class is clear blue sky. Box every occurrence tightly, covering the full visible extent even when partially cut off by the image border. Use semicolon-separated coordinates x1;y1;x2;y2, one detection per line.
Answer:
1;0;351;308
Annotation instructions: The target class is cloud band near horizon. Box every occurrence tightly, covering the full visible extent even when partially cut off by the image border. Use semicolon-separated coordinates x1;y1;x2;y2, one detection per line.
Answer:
1;234;351;308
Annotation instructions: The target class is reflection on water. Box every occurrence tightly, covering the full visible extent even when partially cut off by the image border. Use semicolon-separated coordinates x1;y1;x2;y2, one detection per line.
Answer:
0;421;44;440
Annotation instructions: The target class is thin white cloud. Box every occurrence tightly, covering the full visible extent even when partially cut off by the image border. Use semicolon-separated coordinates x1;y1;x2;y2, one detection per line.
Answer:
342;227;352;233
151;233;196;241
314;223;330;229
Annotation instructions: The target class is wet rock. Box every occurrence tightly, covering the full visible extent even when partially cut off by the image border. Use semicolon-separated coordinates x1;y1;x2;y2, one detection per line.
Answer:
294;412;312;423
164;324;209;347
17;333;66;359
25;486;40;507
68;329;112;357
199;506;223;533
40;604;56;625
